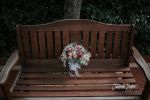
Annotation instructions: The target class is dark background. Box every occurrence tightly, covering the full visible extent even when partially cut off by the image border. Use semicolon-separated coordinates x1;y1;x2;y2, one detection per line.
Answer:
0;0;150;57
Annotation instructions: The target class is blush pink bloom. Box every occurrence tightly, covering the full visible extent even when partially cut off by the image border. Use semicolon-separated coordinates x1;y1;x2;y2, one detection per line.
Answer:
67;47;72;51
68;52;73;57
73;54;78;58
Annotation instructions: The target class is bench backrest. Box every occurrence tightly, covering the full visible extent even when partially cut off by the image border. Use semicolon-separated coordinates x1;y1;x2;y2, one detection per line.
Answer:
17;19;134;67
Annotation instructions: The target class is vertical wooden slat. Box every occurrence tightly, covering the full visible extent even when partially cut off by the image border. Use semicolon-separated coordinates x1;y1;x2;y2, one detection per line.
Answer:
46;31;53;58
127;26;135;66
22;31;31;58
16;27;24;63
91;31;97;58
69;31;81;43
83;31;89;50
62;30;69;47
98;31;105;58
38;31;46;58
105;31;113;59
112;31;121;59
54;31;62;58
30;31;39;58
121;31;128;58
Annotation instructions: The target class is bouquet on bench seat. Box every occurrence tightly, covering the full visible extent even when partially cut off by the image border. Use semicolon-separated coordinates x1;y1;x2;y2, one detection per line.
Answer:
60;43;91;77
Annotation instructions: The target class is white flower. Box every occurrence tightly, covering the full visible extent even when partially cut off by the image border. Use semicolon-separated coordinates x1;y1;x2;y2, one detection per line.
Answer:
80;60;88;66
72;51;76;55
83;54;90;61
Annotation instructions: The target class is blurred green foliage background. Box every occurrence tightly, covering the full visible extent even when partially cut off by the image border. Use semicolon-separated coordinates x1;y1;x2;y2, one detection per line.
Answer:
0;0;150;57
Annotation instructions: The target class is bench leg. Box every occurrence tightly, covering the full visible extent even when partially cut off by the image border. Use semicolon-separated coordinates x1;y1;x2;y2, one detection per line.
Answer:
142;80;150;100
1;85;11;100
0;69;20;100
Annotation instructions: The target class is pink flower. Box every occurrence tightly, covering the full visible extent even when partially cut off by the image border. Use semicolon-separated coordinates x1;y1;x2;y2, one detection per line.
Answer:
67;47;72;51
68;52;73;57
73;54;78;58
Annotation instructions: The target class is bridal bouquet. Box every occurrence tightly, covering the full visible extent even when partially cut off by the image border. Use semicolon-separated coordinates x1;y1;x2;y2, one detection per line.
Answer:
60;43;91;76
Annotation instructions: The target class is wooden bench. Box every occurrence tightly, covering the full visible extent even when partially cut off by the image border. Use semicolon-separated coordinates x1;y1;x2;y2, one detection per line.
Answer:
0;19;150;100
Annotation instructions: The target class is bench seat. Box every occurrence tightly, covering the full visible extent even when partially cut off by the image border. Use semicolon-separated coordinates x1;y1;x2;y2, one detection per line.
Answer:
11;63;142;98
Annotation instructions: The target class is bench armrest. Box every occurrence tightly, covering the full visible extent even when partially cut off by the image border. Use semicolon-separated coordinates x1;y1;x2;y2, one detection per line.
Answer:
132;46;150;100
0;50;19;85
132;47;150;82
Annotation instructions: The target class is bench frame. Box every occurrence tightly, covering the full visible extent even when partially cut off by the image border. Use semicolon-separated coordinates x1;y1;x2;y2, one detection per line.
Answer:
0;19;150;100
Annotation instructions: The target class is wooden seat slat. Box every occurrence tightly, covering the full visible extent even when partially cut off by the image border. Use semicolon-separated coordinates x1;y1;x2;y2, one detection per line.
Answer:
22;67;131;73
25;65;127;68
24;59;127;66
19;73;134;79
16;78;136;85
11;90;141;97
13;85;139;91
